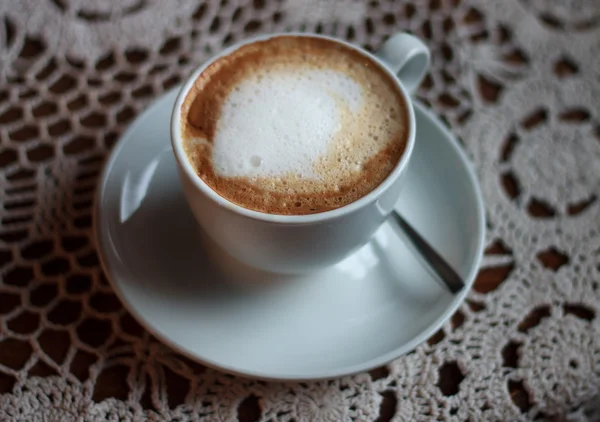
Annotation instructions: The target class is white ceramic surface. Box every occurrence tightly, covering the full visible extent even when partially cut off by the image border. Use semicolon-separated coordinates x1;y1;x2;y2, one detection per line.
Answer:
95;87;485;381
170;32;429;274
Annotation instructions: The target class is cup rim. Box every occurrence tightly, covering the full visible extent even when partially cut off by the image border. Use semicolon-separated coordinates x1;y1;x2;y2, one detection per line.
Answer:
170;32;417;224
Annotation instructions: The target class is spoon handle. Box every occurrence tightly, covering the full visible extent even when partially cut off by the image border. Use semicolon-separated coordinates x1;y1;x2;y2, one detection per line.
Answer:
390;210;465;294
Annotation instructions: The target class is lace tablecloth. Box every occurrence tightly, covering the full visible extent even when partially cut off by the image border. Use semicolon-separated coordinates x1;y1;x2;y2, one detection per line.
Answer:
1;0;599;421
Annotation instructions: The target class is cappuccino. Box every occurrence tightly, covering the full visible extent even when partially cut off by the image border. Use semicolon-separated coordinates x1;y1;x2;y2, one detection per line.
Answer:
181;36;409;215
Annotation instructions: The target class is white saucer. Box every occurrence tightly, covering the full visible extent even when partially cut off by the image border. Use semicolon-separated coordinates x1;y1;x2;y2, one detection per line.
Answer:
95;87;485;381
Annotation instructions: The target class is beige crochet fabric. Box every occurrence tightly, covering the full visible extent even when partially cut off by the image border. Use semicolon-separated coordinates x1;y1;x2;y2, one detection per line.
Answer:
0;0;599;421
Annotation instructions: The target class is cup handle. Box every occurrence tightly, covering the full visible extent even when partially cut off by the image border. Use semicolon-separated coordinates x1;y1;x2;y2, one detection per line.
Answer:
375;33;430;95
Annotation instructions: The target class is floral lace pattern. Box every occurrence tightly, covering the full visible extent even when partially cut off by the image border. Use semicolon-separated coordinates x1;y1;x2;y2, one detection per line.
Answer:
0;0;599;421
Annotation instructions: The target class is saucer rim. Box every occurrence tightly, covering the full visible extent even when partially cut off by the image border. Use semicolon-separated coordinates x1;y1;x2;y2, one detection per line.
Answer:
94;86;486;381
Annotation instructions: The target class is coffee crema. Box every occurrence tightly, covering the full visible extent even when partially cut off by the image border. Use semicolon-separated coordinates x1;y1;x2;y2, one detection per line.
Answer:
181;36;409;215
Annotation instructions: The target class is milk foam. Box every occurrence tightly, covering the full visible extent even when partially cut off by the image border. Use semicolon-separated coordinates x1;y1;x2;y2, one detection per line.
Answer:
181;35;408;215
211;69;363;179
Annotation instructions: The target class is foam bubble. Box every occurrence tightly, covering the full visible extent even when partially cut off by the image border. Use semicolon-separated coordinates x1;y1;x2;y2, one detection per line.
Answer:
211;68;363;180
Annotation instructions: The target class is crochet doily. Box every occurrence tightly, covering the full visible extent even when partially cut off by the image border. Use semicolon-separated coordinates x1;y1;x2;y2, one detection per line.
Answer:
1;0;599;421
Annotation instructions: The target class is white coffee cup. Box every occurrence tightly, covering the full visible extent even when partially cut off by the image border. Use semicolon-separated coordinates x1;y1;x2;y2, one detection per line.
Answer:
171;32;430;274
